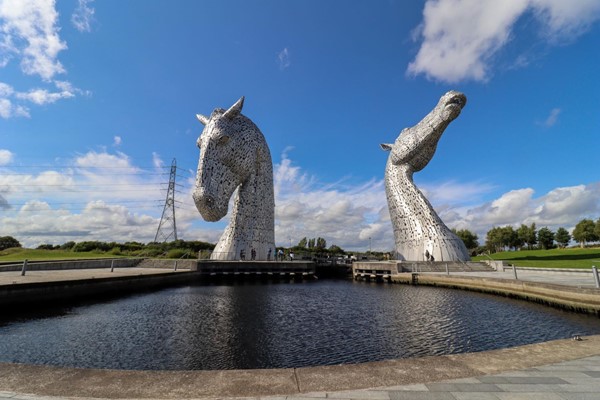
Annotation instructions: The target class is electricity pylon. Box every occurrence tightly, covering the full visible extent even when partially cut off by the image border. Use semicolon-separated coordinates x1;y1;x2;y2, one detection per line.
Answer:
154;158;178;242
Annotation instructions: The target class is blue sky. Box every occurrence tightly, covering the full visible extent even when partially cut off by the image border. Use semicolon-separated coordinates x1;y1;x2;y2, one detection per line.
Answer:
1;0;599;250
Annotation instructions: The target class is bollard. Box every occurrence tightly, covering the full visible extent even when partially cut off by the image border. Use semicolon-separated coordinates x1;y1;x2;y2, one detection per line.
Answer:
593;266;600;289
21;259;28;276
174;260;178;271
110;259;115;272
445;262;449;275
512;264;518;280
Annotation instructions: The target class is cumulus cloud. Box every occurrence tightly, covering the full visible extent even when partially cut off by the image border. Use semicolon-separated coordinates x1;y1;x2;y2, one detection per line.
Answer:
71;0;95;33
0;1;89;118
277;47;291;70
408;0;600;83
0;149;176;247
1;147;599;251
0;98;29;118
0;0;67;80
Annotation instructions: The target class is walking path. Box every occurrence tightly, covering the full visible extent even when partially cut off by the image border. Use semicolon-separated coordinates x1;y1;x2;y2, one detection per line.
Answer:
433;268;600;289
0;266;599;399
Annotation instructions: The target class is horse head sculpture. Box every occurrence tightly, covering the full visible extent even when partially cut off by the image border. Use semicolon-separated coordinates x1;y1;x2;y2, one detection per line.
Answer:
193;97;275;260
380;91;470;262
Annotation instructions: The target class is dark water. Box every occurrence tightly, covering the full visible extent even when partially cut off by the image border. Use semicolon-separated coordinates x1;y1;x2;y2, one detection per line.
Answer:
1;280;600;370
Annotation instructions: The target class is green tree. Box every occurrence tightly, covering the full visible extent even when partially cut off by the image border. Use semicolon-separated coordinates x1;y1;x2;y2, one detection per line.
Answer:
452;228;479;249
485;227;504;253
307;238;315;249
517;223;537;249
555;227;571;248
60;241;76;250
537;227;555;249
297;237;307;248
572;219;598;248
328;244;344;254
0;236;22;251
316;237;327;250
595;218;600;240
501;226;520;250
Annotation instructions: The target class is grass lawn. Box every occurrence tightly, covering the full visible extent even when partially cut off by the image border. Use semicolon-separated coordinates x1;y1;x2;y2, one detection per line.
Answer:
473;247;600;269
0;248;124;262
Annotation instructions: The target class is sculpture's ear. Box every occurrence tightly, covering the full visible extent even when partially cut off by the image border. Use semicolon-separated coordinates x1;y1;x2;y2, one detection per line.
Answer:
223;96;245;119
380;143;393;152
196;114;210;125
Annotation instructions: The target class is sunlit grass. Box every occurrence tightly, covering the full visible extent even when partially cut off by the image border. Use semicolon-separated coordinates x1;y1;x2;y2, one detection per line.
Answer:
473;247;600;269
0;248;124;262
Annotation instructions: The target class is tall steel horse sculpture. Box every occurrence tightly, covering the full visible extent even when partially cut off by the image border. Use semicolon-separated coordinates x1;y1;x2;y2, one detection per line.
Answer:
193;97;275;260
381;91;470;262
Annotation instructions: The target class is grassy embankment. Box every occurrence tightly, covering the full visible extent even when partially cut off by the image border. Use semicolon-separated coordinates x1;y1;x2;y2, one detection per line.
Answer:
0;248;126;262
473;247;600;269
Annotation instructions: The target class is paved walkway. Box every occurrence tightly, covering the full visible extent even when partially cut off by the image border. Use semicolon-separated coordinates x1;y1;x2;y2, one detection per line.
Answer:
278;355;600;400
432;268;600;289
0;267;187;286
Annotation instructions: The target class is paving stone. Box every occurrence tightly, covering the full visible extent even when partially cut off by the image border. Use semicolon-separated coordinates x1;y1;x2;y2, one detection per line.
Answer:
427;383;501;392
437;378;481;384
325;390;390;399
287;397;330;400
557;394;600;400
451;393;501;400
558;383;600;392
495;384;564;393
479;377;569;385
383;384;428;391
494;393;565;400
388;392;456;400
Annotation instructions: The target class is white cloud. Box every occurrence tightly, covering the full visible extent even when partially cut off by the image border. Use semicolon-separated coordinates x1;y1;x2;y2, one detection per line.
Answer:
531;0;600;41
540;107;561;127
408;0;600;83
16;87;74;105
0;2;89;118
277;47;291;70
71;0;95;33
0;0;67;80
1;147;599;251
113;136;122;146
0;150;172;247
0;98;29;118
152;152;164;169
0;149;14;165
0;81;13;96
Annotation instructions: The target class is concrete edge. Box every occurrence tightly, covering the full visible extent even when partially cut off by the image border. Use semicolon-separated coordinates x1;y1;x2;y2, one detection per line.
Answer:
392;273;600;315
0;335;599;399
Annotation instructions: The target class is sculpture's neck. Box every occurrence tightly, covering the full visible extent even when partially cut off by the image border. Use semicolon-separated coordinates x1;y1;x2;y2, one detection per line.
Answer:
232;169;273;228
226;158;275;247
385;161;446;231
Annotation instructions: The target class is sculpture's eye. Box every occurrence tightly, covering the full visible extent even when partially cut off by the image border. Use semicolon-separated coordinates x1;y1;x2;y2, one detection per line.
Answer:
217;135;230;146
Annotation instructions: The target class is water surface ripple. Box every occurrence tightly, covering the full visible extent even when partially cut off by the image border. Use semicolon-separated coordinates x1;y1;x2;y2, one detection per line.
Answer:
1;280;599;370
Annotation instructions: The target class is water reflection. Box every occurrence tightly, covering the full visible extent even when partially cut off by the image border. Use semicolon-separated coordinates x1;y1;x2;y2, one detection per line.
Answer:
0;280;599;370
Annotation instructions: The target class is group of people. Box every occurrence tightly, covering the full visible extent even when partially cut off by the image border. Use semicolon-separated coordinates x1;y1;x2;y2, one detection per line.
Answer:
238;248;294;261
424;250;435;262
